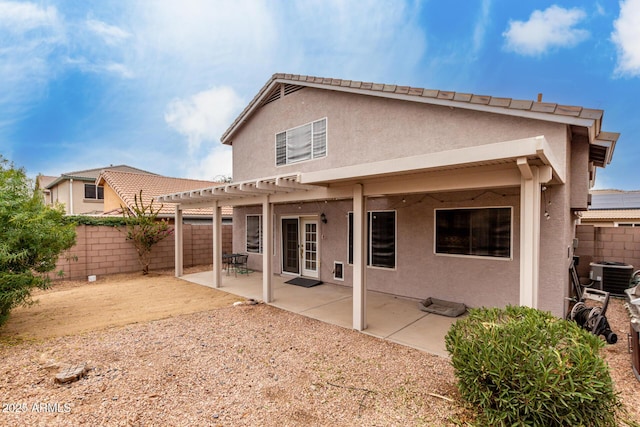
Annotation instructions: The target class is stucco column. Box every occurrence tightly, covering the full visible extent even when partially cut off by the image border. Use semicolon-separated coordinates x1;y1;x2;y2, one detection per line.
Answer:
212;201;222;288
518;159;552;308
174;204;183;277
353;183;366;330
262;196;273;303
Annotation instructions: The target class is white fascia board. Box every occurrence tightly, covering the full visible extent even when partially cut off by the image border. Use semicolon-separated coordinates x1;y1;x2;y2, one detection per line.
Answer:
301;135;565;185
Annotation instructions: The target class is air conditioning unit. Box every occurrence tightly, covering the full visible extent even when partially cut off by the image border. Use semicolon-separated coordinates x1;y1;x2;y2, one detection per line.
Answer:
590;261;634;296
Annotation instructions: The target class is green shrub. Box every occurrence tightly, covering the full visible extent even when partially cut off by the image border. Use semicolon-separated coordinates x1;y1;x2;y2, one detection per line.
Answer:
445;305;620;426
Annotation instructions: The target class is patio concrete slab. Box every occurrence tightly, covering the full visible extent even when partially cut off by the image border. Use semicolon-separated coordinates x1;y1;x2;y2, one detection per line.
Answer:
180;271;462;358
362;293;429;339
300;294;354;329
270;282;352;313
387;313;465;358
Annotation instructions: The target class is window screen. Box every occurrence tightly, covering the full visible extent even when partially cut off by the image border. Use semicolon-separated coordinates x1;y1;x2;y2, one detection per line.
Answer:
275;118;327;166
435;207;511;258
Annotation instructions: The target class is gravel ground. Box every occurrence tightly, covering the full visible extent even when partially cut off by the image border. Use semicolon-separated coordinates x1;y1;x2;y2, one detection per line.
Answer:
0;304;467;426
0;277;638;426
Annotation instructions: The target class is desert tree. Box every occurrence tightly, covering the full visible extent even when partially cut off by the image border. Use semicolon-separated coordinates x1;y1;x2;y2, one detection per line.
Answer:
0;157;76;326
121;190;173;275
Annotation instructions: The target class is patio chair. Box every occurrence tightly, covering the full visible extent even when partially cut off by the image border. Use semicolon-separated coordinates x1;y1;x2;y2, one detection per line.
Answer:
222;253;234;275
232;254;249;277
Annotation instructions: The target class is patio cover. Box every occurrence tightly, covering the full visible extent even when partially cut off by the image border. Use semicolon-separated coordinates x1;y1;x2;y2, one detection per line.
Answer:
159;135;559;330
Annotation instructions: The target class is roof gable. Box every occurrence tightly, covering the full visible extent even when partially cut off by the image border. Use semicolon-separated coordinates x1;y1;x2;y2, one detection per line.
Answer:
221;73;618;168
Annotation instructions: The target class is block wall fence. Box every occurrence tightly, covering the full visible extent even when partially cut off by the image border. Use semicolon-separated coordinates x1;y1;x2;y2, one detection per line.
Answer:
56;224;232;280
574;224;640;278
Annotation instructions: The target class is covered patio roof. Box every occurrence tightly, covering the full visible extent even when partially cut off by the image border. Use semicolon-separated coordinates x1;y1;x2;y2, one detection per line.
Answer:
157;135;560;207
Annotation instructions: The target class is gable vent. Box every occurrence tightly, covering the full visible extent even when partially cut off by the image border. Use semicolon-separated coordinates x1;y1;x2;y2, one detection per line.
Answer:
283;84;304;96
261;86;281;107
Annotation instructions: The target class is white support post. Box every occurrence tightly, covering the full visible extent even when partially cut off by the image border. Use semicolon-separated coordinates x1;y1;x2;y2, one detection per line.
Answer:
174;205;184;277
519;162;541;308
353;184;366;330
262;196;273;303
212;201;222;288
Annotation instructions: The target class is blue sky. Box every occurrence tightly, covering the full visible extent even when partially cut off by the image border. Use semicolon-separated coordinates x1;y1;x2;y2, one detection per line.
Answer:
1;0;639;189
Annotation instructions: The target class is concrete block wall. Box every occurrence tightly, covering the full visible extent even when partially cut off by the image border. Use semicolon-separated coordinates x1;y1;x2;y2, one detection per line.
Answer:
574;224;640;278
56;224;232;280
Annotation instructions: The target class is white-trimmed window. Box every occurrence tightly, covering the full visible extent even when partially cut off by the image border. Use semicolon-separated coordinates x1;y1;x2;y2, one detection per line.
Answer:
246;215;262;253
84;184;104;200
276;118;327;166
347;210;396;269
435;207;512;259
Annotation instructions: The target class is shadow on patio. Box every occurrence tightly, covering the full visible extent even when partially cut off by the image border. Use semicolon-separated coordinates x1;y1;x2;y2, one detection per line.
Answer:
181;270;465;358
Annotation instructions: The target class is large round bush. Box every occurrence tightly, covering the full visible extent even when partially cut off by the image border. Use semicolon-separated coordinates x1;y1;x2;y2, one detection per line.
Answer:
445;305;620;426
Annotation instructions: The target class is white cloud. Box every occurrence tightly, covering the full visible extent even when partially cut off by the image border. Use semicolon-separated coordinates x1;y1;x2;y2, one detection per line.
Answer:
0;1;60;33
0;1;65;126
612;0;640;77
472;0;492;57
503;5;589;56
164;86;245;152
188;145;233;180
86;19;131;46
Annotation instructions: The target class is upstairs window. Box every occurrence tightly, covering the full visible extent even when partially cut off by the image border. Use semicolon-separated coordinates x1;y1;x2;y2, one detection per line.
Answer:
276;118;327;166
435;207;512;259
84;184;104;200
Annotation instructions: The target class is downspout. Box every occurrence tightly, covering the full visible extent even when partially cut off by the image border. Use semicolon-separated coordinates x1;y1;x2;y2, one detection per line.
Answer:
69;178;74;214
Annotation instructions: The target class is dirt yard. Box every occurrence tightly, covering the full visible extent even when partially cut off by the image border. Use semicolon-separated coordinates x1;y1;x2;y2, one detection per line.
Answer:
0;268;638;426
0;268;240;340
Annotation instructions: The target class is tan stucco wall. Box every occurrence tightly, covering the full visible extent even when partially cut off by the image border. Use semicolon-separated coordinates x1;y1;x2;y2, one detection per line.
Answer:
234;189;524;311
48;179;104;214
570;136;591;210
103;184;122;212
226;87;593;317
231;87;569;183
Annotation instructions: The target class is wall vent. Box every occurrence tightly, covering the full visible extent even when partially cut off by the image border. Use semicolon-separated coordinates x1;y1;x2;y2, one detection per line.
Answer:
283;84;305;96
261;86;281;107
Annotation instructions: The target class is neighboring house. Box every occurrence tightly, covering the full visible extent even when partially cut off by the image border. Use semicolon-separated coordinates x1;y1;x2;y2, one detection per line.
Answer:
35;174;56;205
41;165;156;214
580;189;640;227
96;170;233;223
159;73;619;327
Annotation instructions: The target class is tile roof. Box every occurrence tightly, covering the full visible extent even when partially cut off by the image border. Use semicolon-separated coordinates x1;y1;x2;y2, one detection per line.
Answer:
221;73;611;146
46;165;157;188
97;170;232;217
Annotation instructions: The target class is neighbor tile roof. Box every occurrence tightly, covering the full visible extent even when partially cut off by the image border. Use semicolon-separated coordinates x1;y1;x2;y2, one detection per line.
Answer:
46;165;157;188
221;73;607;144
97;170;232;217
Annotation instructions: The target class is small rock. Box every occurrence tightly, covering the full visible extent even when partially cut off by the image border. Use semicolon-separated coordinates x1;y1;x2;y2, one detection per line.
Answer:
55;363;88;384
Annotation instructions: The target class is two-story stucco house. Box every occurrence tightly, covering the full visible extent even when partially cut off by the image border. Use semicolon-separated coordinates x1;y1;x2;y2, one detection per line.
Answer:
160;73;619;328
